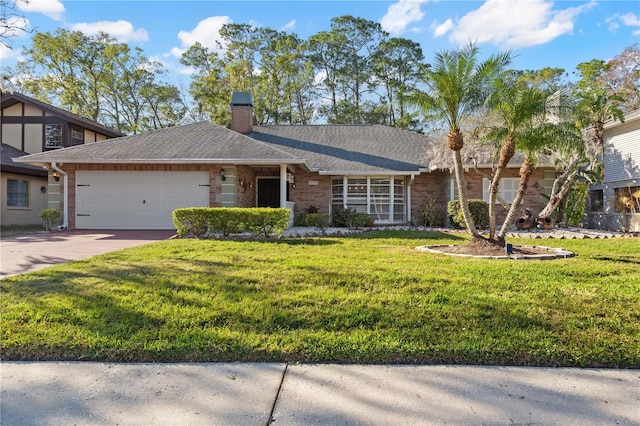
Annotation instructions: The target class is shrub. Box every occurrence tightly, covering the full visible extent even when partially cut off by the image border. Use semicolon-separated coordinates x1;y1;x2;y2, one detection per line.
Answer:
173;207;290;238
421;198;445;227
351;212;371;228
447;199;489;229
331;207;359;227
245;208;290;237
305;213;331;233
39;208;62;231
172;207;209;238
207;208;246;237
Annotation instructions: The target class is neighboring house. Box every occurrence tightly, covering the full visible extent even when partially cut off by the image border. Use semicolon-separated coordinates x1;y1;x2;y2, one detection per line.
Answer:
1;143;48;225
1;89;123;226
15;92;553;230
587;109;640;232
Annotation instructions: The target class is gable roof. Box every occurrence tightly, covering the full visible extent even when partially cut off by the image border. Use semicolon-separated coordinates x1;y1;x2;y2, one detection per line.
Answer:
15;121;306;166
1;90;124;138
1;144;47;177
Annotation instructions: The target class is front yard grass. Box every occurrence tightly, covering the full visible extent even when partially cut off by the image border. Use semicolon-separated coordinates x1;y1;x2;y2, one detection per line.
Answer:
1;230;638;367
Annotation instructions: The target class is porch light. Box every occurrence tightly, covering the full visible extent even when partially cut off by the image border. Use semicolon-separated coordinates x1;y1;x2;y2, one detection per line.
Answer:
41;186;47;193
239;177;250;191
220;169;226;181
52;171;60;182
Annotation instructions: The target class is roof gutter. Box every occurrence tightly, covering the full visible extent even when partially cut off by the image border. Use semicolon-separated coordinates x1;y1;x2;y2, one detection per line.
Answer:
51;162;69;230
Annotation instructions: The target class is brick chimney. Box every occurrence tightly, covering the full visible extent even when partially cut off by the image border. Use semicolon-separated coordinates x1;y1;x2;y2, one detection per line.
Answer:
230;91;253;134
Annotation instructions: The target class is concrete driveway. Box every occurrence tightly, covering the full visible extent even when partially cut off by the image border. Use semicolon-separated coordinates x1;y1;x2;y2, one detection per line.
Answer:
1;230;176;279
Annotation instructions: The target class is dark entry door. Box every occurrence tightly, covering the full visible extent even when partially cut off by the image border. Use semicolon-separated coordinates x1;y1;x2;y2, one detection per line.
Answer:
257;178;280;208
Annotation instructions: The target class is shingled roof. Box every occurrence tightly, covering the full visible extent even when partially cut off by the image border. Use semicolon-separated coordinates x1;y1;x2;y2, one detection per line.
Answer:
16;121;305;166
1;144;47;177
17;121;437;174
251;125;433;174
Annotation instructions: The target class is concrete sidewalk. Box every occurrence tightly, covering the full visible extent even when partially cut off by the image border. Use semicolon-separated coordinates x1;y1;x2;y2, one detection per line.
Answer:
1;362;638;425
0;230;175;279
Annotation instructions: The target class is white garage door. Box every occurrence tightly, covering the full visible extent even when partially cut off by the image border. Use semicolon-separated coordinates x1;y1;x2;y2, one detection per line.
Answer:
76;170;210;229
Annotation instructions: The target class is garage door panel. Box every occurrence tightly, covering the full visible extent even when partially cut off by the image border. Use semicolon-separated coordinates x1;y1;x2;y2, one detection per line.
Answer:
76;171;210;230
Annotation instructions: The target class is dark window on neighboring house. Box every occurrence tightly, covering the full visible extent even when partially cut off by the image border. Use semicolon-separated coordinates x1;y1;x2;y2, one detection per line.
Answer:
7;179;29;207
615;186;640;213
71;126;84;145
589;190;604;213
45;124;62;148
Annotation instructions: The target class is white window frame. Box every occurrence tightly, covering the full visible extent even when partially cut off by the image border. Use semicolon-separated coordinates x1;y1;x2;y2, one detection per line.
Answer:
7;179;29;208
483;178;519;204
331;176;405;224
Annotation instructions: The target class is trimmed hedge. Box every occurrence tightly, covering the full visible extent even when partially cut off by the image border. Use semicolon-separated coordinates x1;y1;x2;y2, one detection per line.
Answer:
172;207;290;238
447;199;489;229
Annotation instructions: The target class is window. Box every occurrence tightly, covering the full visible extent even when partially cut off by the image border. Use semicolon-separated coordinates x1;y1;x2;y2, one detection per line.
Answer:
331;176;406;223
7;179;29;207
71;126;84;145
589;190;604;213
483;178;518;204
615;186;640;213
45;124;62;148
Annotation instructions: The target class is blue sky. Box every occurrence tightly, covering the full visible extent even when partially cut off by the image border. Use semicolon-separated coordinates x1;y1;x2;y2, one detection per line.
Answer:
2;0;639;88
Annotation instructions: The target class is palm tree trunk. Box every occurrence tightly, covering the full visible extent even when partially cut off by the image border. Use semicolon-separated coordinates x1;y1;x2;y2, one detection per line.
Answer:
488;168;501;240
447;130;479;238
498;159;535;239
452;150;479;238
490;136;516;240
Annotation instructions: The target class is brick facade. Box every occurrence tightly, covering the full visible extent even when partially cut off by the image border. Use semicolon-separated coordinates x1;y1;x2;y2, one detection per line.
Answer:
56;163;552;230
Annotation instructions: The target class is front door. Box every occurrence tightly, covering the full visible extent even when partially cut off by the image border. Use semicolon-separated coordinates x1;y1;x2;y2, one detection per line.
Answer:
257;178;280;208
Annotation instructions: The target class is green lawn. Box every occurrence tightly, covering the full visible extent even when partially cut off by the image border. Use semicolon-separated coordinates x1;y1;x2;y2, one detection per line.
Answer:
1;230;639;367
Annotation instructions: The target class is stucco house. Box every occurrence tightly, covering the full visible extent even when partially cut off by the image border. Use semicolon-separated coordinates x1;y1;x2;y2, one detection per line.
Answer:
15;92;552;230
587;109;640;232
1;90;124;226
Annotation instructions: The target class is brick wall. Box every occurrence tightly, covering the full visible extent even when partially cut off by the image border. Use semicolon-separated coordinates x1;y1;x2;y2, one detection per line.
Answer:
410;172;448;225
288;170;331;215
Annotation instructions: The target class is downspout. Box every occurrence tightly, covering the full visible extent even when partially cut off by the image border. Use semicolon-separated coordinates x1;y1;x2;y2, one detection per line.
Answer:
407;174;415;225
280;164;287;208
51;162;69;230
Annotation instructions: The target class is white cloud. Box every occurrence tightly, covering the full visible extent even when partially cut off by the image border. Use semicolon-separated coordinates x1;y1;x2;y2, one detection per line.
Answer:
431;18;453;37
380;0;429;35
1;16;29;39
17;0;65;21
447;0;596;49
0;43;22;61
174;16;233;57
607;12;640;36
281;20;296;32
70;20;149;43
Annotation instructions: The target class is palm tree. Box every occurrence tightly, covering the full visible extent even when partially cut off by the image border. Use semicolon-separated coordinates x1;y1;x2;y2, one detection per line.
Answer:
413;42;511;239
538;90;625;219
483;77;548;241
497;121;582;239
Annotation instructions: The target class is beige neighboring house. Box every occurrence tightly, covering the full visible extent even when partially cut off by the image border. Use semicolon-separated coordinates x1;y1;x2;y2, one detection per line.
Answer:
16;92;555;231
1;90;123;227
587;109;640;232
1;143;48;225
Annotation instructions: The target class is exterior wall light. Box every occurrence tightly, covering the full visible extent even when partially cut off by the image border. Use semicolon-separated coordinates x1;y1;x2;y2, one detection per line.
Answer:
220;168;226;181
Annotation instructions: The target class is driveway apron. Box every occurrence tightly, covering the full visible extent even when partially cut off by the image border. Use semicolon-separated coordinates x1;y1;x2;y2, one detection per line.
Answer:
0;230;175;279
